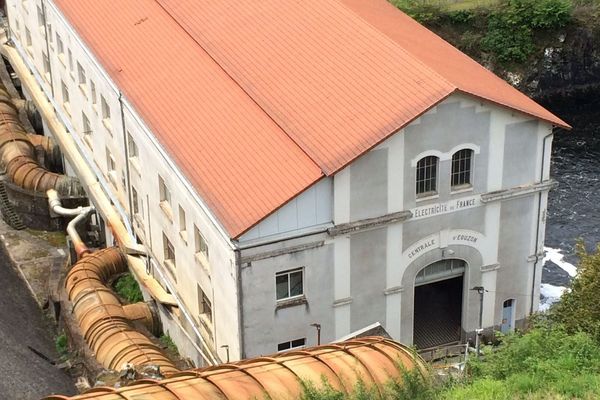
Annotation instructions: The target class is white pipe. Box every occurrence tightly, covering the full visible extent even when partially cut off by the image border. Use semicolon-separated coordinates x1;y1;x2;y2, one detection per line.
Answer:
2;42;177;306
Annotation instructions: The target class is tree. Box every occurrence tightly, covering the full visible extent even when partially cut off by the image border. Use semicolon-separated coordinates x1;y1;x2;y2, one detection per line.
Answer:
552;241;600;342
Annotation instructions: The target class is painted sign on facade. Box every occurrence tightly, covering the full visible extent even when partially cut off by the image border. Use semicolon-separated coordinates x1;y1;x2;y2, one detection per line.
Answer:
411;195;481;221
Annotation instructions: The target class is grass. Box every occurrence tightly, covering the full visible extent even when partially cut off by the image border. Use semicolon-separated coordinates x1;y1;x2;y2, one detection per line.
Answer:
26;229;67;247
159;334;179;357
113;272;144;303
55;333;68;360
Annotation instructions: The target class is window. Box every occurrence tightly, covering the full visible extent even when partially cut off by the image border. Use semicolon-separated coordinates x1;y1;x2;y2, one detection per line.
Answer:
163;233;176;270
132;186;140;215
158;175;172;219
106;148;116;172
194;225;209;260
68;49;73;72
90;80;97;106
276;268;303;301
61;80;70;115
48;24;53;45
42;52;50;80
197;285;212;323
25;28;32;54
37;6;44;29
127;132;140;173
57;33;65;64
178;206;187;242
451;149;473;189
415;156;438;196
101;95;111;131
277;338;306;352
82;111;92;148
77;62;87;95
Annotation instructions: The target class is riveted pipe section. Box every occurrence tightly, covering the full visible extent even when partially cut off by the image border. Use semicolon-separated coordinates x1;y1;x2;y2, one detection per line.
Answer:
44;337;427;400
0;81;83;196
66;247;177;374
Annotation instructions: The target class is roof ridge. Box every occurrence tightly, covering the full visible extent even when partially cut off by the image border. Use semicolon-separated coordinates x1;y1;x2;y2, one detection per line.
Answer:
151;0;325;176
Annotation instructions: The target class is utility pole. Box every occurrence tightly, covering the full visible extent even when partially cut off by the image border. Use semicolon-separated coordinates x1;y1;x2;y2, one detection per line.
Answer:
310;323;321;345
471;286;486;358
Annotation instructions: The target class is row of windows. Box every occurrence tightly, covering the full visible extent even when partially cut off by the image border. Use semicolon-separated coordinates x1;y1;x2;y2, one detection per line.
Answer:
416;149;473;196
15;8;217;332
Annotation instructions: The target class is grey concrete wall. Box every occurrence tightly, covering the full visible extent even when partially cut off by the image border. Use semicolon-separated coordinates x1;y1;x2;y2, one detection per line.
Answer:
403;102;490;209
240;241;334;357
496;197;536;322
350;149;388;221
350;228;387;331
503;121;539;188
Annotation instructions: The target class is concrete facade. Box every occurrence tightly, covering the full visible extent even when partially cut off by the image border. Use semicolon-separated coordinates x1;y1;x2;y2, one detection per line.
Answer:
8;1;555;362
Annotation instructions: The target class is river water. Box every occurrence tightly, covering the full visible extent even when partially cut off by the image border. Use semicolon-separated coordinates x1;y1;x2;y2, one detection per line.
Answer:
540;98;600;308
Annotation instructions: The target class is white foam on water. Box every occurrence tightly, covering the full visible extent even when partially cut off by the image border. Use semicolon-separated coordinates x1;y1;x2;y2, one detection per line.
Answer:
539;283;568;312
543;246;577;277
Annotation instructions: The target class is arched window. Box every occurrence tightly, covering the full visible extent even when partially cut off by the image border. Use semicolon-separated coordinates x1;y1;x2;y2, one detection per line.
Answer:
451;149;473;189
416;155;438;196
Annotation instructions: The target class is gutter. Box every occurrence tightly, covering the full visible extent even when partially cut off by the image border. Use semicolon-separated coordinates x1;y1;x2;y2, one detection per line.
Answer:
531;130;554;314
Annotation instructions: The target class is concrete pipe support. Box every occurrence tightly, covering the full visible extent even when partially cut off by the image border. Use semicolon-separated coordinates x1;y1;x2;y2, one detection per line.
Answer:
44;337;427;400
0;82;83;196
65;247;177;374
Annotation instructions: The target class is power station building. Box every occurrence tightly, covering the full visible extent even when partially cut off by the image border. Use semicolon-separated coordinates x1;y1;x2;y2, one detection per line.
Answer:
5;0;568;365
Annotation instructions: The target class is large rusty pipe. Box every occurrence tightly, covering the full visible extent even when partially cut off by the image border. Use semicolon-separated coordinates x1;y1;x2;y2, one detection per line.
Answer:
65;247;177;374
3;42;176;307
44;337;427;400
0;83;83;196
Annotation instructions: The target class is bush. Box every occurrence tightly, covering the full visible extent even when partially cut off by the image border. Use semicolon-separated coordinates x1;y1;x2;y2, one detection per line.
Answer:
114;272;144;303
552;241;600;343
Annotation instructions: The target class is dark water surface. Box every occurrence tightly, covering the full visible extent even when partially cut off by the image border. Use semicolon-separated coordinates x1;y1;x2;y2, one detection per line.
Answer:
539;84;600;289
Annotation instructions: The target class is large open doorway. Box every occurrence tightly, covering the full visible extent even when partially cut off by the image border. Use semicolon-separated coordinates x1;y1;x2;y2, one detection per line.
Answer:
413;259;465;349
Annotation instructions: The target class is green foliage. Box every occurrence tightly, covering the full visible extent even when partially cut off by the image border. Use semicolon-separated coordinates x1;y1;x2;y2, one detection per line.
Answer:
386;367;437;400
442;325;600;399
552;241;600;342
482;0;572;63
390;1;445;24
114;272;144;303
55;333;68;357
159;334;179;357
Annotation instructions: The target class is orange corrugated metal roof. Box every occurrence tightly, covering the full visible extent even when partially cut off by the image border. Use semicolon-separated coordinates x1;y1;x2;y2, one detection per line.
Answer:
52;0;567;239
340;0;570;129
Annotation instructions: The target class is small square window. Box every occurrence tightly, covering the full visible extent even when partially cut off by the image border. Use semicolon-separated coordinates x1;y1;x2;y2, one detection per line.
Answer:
68;49;73;71
37;6;44;28
194;225;209;259
132;186;140;215
101;95;112;132
276;268;304;301
178;206;187;242
77;62;87;95
277;338;306;352
90;80;97;106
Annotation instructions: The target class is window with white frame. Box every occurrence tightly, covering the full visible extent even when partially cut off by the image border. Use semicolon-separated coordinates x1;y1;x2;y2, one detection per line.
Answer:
68;48;74;72
57;33;65;64
82;111;92;148
42;52;50;80
451;149;474;189
61;80;70;115
276;268;303;301
163;233;176;270
277;338;306;352
132;186;140;215
77;62;87;96
194;225;209;261
158;175;172;219
127;132;140;173
90;80;97;107
101;95;111;132
47;24;53;46
105;148;118;188
197;284;212;324
178;206;187;243
415;155;438;196
25;28;32;55
37;6;44;30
